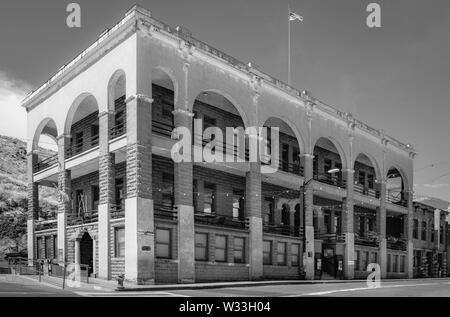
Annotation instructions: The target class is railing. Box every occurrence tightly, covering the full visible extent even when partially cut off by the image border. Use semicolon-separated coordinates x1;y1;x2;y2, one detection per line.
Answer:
194;213;248;230
67;211;99;226
153;120;174;137
353;183;380;199
313;173;347;189
279;161;304;176
110;122;126;139
263;223;303;238
33;155;58;173
65;134;100;159
35;219;58;231
355;233;380;247
154;204;178;220
315;230;346;243
386;192;407;207
387;237;407;251
111;204;125;219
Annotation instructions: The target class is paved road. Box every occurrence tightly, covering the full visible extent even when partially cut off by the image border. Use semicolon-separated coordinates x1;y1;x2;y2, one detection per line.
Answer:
1;275;450;297
73;278;450;297
0;275;80;297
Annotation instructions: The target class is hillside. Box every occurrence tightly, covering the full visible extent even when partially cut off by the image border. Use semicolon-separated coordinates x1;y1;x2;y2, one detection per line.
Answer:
0;135;58;255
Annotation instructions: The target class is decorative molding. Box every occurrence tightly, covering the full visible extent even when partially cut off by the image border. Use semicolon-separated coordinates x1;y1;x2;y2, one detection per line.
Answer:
125;95;154;104
172;108;194;117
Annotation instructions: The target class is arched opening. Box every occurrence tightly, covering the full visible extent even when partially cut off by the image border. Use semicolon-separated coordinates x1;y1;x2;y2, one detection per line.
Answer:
152;68;175;138
263;117;302;176
80;232;93;276
354;153;379;197
192;90;247;163
109;71;127;139
386;167;408;246
32;118;58;173
65;94;100;158
386;167;407;206
313;137;344;187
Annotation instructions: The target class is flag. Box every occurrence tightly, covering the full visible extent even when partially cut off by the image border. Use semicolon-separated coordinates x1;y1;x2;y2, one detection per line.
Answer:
289;12;303;22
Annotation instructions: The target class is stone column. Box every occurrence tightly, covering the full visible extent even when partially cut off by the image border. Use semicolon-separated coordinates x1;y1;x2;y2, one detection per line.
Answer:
173;108;196;284
302;154;315;280
57;136;71;265
74;238;81;282
406;190;414;278
124;94;155;285
377;180;387;279
27;153;39;265
247;161;263;280
342;169;355;279
98;111;115;280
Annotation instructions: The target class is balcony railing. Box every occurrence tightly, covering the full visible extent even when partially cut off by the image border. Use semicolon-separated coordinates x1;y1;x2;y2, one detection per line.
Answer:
279;161;304;176
110;122;126;139
111;204;125;220
315;230;346;243
154;204;178;221
355;232;380;247
354;183;380;199
263;223;303;238
67;211;99;226
153;120;174;137
387;236;407;251
313;173;347;189
386;192;407;207
194;134;250;162
65;134;100;159
35;219;58;231
194;213;248;230
33;155;58;173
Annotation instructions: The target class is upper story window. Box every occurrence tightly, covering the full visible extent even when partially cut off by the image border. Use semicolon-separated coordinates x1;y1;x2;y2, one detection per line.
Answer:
232;190;245;220
162;173;174;210
421;221;427;240
91;185;100;211
413;219;419;239
115;227;125;258
204;183;216;214
115;178;125;211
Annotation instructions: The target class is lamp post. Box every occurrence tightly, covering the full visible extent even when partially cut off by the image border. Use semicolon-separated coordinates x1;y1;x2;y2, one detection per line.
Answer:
300;168;341;278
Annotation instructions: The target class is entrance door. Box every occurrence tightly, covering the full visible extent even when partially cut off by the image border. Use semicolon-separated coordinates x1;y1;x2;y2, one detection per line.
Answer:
80;232;93;276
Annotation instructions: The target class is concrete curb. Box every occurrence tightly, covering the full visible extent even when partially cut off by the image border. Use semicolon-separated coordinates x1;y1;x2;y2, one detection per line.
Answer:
118;277;450;292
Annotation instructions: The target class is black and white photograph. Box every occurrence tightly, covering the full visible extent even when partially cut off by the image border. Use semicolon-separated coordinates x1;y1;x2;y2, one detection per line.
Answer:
0;0;450;305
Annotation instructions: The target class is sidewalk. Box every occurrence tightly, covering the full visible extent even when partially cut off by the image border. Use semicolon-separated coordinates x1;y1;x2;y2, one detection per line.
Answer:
11;273;450;293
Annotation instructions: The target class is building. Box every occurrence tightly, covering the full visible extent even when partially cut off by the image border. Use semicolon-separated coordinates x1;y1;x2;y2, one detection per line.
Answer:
23;6;417;285
412;198;448;278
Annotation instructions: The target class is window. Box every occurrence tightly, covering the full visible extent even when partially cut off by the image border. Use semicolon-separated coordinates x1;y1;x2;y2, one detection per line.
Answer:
45;236;52;259
232;190;245;220
277;242;287;266
162;103;174;122
292;147;300;173
264;197;274;225
115;178;124;211
281;204;290;226
74;131;84;153
193;179;199;212
414;250;421;267
367;174;375;189
162;173;174;210
371;252;378;264
291;244;300;267
324;159;332;174
440;226;444;245
204;183;216;214
263;241;272;265
75;189;85;215
195;233;208;261
282;144;289;172
431;223;435;243
234;237;245;264
115;110;125;128
215;235;227;263
53;235;57;259
115;227;125;257
91;124;99;145
387;254;391;272
393;255;398;273
92;185;100;211
156;228;171;259
413;219;419;239
421;221;427;240
400;255;405;273
360;251;368;271
358;171;366;186
355;250;360;271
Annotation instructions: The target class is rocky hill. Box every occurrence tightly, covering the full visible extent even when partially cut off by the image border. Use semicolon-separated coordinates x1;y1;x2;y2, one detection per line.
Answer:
0;135;58;255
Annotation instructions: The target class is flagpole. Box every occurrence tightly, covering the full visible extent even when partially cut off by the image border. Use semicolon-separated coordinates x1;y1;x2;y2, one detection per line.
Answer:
288;5;291;86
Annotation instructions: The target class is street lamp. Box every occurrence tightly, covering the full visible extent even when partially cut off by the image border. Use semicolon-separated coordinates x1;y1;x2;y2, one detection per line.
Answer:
300;167;341;278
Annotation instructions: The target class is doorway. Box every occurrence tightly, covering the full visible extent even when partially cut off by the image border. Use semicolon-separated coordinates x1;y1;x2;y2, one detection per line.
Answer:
80;232;93;276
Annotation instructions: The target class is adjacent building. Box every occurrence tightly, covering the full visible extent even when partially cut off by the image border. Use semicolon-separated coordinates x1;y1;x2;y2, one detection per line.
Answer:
23;6;417;285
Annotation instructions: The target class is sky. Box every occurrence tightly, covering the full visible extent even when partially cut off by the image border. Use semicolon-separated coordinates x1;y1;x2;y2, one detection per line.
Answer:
0;0;449;202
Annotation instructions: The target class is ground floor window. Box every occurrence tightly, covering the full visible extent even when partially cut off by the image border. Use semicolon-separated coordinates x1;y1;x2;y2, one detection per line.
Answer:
263;241;272;265
156;228;172;259
234;237;245;264
215;235;227;262
114;227;125;257
291;244;300;266
355;250;360;271
414;250;422;267
393;255;398;273
400;255;405;273
387;254;392;272
277;242;287;266
195;233;208;261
